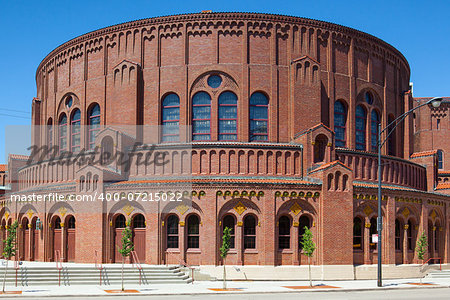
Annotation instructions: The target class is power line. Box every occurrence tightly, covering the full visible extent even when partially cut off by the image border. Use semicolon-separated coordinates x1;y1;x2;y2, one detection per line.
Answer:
0;113;31;120
0;108;31;114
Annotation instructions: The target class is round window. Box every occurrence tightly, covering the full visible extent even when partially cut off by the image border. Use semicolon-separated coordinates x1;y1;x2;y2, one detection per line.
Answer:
207;75;222;89
66;96;73;108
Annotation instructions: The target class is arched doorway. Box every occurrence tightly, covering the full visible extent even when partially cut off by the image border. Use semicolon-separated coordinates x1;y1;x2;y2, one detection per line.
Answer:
52;216;62;261
114;214;126;263
66;216;76;262
132;214;146;263
21;218;30;261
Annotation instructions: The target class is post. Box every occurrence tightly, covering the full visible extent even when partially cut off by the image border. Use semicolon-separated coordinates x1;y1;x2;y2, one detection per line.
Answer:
377;122;383;287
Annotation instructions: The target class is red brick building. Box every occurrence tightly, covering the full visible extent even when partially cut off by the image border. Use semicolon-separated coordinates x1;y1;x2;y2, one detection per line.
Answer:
1;13;449;270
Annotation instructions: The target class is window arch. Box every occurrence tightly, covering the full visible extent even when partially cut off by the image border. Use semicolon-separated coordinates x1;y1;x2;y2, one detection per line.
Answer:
218;91;238;140
314;134;328;163
250;92;269;141
71;109;81;152
334;101;347;148
278;216;291;250
192;92;211;141
298;215;311;248
407;219;413;250
370;217;377;250
47;118;53;149
395;219;402;250
353;217;362;250
162;94;180;142
132;214;146;228
222;215;235;249
68;216;76;229
88;104;100;149
371;110;380;152
166;215;179;249
355;106;366;151
243;215;257;249
187;215;200;249
115;215;126;228
437;150;444;169
53;216;62;229
59;114;67;153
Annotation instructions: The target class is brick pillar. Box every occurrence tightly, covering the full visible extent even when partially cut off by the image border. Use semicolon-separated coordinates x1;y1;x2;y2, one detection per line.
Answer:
27;224;33;261
363;220;371;264
403;224;409;264
293;222;299;265
420;205;429;262
385;196;396;264
61;222;66;262
262;192;276;265
236;221;243;265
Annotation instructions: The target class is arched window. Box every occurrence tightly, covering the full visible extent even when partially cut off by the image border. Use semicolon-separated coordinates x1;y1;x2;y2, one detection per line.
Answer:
71;109;81;152
167;215;179;249
243;215;256;249
395;219;401;250
218;92;238;140
388;115;396;156
371;110;380;152
407;220;413;250
47;118;53;149
355;106;366;151
101;136;114;165
353;217;362;250
334;101;347;148
59;114;67;153
68;216;76;229
437;150;444;169
278;216;291;249
162;94;180;142
115;215;126;228
132;214;146;228
192;92;211;141
223;215;235;249
54;216;61;229
187;215;200;249
314;134;328;163
88;104;100;149
435;221;440;251
298;215;311;248
249;92;268;141
370;217;377;250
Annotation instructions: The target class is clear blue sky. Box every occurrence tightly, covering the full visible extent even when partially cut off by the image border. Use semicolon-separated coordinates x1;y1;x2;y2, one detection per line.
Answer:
1;0;449;163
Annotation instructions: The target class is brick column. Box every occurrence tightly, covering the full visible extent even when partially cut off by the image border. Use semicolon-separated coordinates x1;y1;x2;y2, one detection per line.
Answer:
293;222;299;265
236;221;243;265
403;224;409;264
364;220;371;264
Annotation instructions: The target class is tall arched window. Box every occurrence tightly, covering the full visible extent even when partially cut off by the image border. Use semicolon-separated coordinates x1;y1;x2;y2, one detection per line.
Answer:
353;217;362;250
71;109;81;152
166;215;179;249
222;215;235;249
187;215;200;249
162;94;180;142
132;214;146;228
250;92;268;141
53;216;62;229
355;106;366;151
395;219;401;250
388;115;396;156
243;215;256;249
407;220;413;250
371;110;380;152
115;215;126;228
370;217;377;250
88;104;100;149
437;150;444;169
59;114;67;153
192;92;211;141
218;92;238;140
298;215;311;248
68;216;76;229
47;118;53;149
278;216;291;249
334;101;347;148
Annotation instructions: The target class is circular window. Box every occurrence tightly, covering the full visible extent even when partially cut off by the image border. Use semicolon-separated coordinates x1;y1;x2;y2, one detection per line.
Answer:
66;96;73;108
365;92;373;105
207;75;222;89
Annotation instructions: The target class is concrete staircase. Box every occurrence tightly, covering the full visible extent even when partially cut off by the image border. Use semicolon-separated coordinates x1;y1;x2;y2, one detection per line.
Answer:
0;264;192;286
425;269;450;279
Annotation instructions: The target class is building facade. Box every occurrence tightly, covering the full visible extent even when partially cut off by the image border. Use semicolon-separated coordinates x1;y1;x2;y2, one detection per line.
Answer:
1;13;449;268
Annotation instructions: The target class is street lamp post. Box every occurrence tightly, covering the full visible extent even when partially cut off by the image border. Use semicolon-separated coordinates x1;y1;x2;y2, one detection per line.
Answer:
376;97;442;287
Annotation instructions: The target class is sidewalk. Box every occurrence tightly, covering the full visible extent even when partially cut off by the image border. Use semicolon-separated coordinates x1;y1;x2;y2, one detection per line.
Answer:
0;277;449;297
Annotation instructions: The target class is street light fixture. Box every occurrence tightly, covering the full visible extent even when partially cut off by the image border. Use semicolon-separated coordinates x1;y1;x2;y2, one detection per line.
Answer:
376;96;442;287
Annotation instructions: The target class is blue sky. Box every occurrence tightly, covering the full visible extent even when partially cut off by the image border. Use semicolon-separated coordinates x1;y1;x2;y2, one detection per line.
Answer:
0;0;449;163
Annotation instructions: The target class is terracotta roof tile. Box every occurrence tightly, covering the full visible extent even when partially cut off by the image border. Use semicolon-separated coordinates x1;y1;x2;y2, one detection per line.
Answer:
309;160;351;174
110;177;317;186
0;165;6;172
436;183;450;190
9;154;30;161
410;150;438;158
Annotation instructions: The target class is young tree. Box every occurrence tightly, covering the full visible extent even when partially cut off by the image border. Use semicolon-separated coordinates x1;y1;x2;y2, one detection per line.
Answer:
118;220;134;291
220;226;231;289
300;226;316;287
2;220;18;293
415;231;428;283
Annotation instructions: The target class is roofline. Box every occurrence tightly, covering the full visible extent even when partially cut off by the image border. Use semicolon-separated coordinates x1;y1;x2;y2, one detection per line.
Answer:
36;11;410;81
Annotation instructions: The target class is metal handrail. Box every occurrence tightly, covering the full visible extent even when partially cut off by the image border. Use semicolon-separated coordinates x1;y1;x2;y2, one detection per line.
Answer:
165;251;194;283
421;257;441;271
130;251;142;285
55;250;62;286
14;257;20;287
94;250;103;285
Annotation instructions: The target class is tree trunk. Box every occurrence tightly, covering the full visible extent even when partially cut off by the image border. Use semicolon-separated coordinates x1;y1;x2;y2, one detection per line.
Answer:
2;259;8;293
308;256;312;287
121;256;124;291
223;260;227;289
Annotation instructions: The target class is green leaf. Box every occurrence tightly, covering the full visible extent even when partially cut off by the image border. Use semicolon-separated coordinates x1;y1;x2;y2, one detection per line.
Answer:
300;226;316;258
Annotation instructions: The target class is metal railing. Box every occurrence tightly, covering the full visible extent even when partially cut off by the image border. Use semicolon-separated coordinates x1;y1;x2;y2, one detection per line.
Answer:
421;257;441;271
165;251;194;284
94;250;103;285
55;250;63;286
13;257;20;287
130;251;143;285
